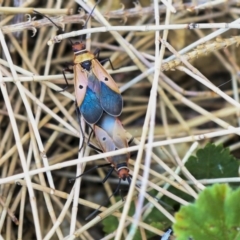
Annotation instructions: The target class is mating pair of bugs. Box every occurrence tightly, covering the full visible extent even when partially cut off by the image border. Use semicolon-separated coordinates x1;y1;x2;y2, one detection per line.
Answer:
35;3;132;188
71;41;131;184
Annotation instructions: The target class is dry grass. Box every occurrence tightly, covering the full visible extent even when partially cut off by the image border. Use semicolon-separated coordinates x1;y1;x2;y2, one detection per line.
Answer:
1;0;240;239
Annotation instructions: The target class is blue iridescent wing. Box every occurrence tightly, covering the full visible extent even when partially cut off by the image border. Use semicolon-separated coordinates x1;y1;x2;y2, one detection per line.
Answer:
100;82;123;117
91;59;123;116
79;86;103;124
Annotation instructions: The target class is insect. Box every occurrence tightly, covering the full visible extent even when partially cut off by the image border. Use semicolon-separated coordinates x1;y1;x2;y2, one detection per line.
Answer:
70;112;131;220
72;43;123;124
70;1;123;123
34;1;123;125
93;112;131;182
70;112;131;184
71;42;123;125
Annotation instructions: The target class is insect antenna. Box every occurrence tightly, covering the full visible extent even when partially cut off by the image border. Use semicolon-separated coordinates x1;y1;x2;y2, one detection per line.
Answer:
79;0;101;42
33;10;73;45
33;10;75;93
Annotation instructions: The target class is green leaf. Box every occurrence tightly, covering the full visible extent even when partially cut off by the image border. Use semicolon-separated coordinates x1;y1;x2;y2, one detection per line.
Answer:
186;143;239;179
173;184;240;240
102;215;119;234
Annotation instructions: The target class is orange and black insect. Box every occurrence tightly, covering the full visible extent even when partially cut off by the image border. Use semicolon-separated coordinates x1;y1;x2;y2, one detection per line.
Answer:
70;112;132;185
71;42;123;125
69;112;131;220
93;112;131;183
70;112;131;183
68;2;123;124
34;1;122;125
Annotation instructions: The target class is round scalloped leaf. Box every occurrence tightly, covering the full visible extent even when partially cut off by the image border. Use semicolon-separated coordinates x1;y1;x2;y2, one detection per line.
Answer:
173;184;240;240
186;143;239;179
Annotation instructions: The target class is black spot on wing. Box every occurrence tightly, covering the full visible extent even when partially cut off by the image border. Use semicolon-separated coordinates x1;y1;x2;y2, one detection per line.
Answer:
80;87;103;124
100;82;123;116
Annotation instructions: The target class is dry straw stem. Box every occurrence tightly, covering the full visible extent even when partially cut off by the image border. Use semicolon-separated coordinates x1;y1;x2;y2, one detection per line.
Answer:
124;0;171;238
2;14;86;34
16;180;167;239
2;0;240;239
48;23;240;44
0;125;240;185
187;0;227;11
0;30;43;239
0;7;72;15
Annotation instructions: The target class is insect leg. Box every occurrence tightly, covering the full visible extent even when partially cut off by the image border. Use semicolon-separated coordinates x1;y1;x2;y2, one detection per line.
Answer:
119;189;126;202
87;142;103;153
99;57;118;70
85;178;122;221
127;175;132;185
56;67;73;92
117;176;132;201
112;178;121;195
86;125;101;151
74;103;85;152
93;48;118;70
93;48;101;58
69;163;112;183
102;167;114;183
128;137;135;145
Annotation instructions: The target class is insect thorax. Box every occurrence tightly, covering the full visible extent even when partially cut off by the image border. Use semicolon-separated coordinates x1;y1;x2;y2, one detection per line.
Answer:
74;51;95;65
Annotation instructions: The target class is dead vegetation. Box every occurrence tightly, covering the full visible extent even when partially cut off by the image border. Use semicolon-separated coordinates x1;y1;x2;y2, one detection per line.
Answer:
1;0;240;239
